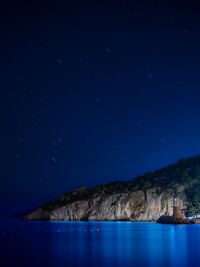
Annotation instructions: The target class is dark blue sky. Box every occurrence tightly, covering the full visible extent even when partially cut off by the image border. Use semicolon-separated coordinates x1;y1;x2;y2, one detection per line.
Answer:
1;0;200;212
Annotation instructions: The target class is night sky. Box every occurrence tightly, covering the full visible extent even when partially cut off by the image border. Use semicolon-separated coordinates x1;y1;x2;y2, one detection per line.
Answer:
1;0;200;213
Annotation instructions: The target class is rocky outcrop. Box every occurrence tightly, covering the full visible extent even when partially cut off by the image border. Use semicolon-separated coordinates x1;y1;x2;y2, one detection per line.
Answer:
23;188;188;222
157;206;190;224
173;206;185;221
24;155;200;222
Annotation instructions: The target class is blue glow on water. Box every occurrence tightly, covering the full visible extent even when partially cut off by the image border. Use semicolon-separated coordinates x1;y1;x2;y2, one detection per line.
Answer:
1;219;200;267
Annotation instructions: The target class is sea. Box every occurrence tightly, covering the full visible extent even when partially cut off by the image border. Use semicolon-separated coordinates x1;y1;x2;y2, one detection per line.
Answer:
1;219;200;267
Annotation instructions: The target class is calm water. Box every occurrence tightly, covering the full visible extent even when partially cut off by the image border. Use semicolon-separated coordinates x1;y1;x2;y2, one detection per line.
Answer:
1;219;200;267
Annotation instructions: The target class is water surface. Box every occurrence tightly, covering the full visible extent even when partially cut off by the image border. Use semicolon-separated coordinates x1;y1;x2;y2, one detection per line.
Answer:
1;219;200;267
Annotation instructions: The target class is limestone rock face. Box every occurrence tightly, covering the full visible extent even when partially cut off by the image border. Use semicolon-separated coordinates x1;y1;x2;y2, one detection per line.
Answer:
23;188;188;222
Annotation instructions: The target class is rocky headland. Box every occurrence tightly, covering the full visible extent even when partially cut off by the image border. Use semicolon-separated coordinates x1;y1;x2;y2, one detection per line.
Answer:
23;155;200;223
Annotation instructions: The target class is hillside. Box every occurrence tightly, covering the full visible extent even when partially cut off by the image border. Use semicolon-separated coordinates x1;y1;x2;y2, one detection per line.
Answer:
23;155;200;221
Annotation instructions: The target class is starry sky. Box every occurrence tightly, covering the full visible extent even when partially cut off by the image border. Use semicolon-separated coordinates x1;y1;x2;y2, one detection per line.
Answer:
1;0;200;213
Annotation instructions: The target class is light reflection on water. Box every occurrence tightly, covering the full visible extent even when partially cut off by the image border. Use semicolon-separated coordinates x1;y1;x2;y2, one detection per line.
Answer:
1;220;200;267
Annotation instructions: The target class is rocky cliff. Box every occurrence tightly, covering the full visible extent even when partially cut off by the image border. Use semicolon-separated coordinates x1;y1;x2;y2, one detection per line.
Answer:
23;155;200;222
24;188;188;221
